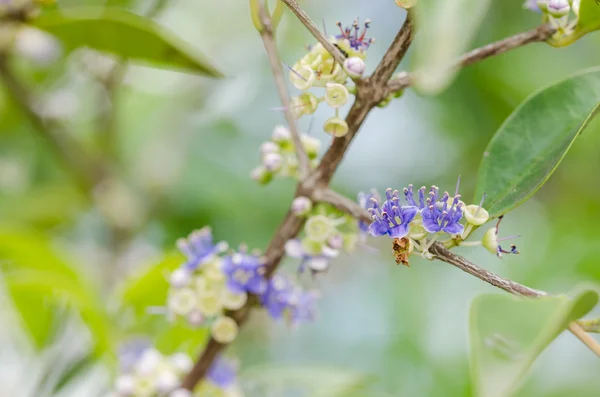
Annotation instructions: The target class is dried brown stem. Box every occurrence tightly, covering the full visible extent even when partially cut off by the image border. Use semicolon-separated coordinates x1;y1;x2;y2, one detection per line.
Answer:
258;3;310;177
386;24;555;95
317;188;600;358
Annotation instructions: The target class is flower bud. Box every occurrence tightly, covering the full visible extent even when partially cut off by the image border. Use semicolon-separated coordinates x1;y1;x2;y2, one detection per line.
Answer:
464;206;488;228
211;316;239;344
323;117;349;137
260;141;280;156
169;389;193;397
168;288;198;316
251;166;273;185
343;57;365;78
291;92;320;119
197;292;222;317
135;348;161;375
301;134;321;159
547;0;569;16
325;83;349;109
272;124;291;142
572;0;580;15
13;26;61;66
115;375;136;396
289;65;315;90
481;228;498;255
395;0;418;8
304;215;335;242
169;268;191;288
291;196;313;216
170;353;193;373
537;0;549;11
186;310;204;327
221;289;247;310
408;219;428;240
301;237;324;256
262;152;283;172
156;370;179;393
327;234;344;250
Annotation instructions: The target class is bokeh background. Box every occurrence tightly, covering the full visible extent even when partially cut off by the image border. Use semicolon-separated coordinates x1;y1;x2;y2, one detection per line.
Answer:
1;0;600;396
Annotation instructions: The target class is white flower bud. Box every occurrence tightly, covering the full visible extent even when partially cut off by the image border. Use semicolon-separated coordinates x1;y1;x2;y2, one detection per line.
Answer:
135;348;162;376
186;310;204;327
260;141;280;156
169;389;193;397
300;134;321;159
13;26;61;66
221;289;247;310
464;204;490;226
262;152;283;172
325;83;349;109
343;57;365;78
168;288;198;316
304;215;336;242
272;124;291;142
197;292;222;317
291;196;313;216
156;370;179;393
547;0;570;16
170;353;193;373
115;375;136;396
169;268;191;288
251;166;273;185
327;234;344;250
289;65;315;90
284;239;305;258
309;257;329;272
323;117;349;137
211;316;239;344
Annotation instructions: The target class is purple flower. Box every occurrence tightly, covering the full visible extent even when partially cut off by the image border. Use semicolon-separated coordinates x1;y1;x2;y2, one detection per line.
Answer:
524;0;541;11
207;357;238;389
289;290;319;324
335;19;374;51
367;188;418;238
357;190;380;233
403;184;427;210
177;227;226;271
259;274;296;319
420;187;464;235
118;339;151;372
285;239;339;274
222;251;268;295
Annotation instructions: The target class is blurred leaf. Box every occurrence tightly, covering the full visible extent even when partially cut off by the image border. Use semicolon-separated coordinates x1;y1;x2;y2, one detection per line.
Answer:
33;7;223;76
474;67;600;218
241;364;371;397
118;251;183;317
469;289;598;397
154;322;209;356
412;0;492;94
0;230;113;356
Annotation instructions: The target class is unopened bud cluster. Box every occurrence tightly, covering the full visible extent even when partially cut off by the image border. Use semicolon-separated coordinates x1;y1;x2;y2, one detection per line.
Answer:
286;200;360;274
359;179;520;261
251;125;320;184
113;344;243;397
287;19;374;138
524;0;580;38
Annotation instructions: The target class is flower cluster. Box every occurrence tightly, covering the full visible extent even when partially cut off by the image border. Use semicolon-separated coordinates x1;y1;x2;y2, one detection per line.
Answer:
524;0;580;38
287;198;360;274
113;343;243;397
286;20;374;138
251;125;321;184
359;182;520;260
166;227;318;340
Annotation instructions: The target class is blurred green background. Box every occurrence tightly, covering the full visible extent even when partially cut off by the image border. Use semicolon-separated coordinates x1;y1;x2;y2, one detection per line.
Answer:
1;0;600;396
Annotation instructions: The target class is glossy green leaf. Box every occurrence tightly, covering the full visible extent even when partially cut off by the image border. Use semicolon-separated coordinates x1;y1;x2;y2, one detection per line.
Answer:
474;67;600;218
33;8;223;76
241;364;371;397
412;0;492;94
469;289;598;397
0;230;113;356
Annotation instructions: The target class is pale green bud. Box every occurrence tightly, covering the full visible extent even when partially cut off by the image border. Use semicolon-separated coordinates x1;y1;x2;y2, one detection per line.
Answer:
537;0;549;12
323;117;349;137
291;92;319;118
325;83;349;109
304;214;336;242
262;152;283;172
272;124;291;142
301;134;321;159
197;291;222;317
221;289;247;310
408;218;428;240
481;228;498;255
464;204;490;226
290;65;315;90
301;237;325;255
211;316;238;344
168;288;197;316
251;166;273;185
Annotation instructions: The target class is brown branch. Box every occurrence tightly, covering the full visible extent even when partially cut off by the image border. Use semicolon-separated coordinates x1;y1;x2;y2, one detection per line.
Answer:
258;3;310;177
280;0;347;66
386;24;555;95
316;188;600;358
0;55;105;191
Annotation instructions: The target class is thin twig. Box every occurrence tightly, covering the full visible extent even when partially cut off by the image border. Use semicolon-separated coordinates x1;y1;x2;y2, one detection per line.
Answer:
0;55;105;191
386;24;555;95
258;2;310;177
280;0;347;66
316;187;600;358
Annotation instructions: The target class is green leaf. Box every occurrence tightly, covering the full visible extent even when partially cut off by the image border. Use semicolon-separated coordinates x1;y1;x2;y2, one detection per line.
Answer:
412;0;492;94
33;7;223;76
474;67;600;219
469;289;598;397
0;230;113;356
241;364;371;397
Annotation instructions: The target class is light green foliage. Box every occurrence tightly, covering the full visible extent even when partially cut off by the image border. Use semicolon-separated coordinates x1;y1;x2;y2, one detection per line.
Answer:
474;67;600;218
33;7;223;76
469;289;599;397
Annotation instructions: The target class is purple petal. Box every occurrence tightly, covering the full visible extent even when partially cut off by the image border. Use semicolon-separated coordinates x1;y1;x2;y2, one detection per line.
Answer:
388;223;409;238
422;218;442;233
368;221;389;237
443;222;464;235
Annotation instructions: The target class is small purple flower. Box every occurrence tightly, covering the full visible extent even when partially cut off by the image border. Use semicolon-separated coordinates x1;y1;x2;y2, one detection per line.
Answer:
289;290;319;325
367;188;418;238
259;274;296;319
222;251;268;295
284;239;339;274
357;190;380;233
207;356;238;389
335;19;374;51
403;184;427;210
420;187;464;235
118;339;151;372
177;227;226;271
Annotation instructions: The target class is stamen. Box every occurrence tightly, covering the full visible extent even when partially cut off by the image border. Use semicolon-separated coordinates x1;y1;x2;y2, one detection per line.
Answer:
284;64;307;81
475;193;487;217
455;174;461;196
497;235;521;242
322;18;328;37
336;21;345;37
